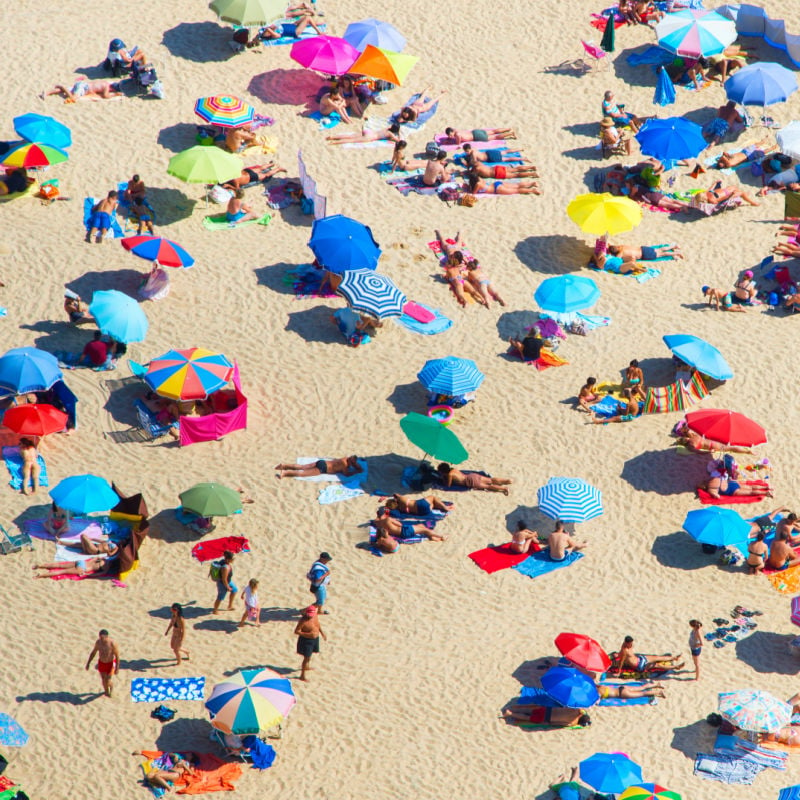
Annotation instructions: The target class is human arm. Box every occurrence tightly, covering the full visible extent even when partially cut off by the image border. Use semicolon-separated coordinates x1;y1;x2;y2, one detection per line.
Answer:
319;624;327;641
86;643;98;670
221;564;232;591
165;619;174;636
293;620;304;635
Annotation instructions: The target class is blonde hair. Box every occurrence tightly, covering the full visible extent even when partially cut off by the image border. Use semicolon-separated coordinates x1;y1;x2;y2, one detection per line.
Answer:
248;578;259;590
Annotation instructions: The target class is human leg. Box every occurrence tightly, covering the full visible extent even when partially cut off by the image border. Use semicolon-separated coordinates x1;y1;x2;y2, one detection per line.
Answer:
299;654;312;680
508;338;525;357
487;282;506;306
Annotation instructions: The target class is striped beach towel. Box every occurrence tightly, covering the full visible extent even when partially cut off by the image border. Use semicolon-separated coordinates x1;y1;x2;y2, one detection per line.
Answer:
643;373;709;414
735;738;788;770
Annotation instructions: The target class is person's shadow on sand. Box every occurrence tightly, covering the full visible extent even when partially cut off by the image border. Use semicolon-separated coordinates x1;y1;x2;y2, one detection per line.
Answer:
162;22;231;63
16;690;103;705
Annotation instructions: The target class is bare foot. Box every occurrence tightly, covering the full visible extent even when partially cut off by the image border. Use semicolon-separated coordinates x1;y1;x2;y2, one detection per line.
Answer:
502;488;509;496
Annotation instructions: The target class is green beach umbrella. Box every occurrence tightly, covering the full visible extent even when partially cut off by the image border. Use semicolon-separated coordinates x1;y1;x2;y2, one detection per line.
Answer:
179;482;243;517
167;146;243;184
600;12;615;53
400;412;468;464
210;0;286;27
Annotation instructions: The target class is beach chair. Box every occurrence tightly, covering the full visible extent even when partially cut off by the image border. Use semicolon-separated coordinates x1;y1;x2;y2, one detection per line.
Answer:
580;41;609;72
210;729;252;762
133;399;173;441
0;522;33;555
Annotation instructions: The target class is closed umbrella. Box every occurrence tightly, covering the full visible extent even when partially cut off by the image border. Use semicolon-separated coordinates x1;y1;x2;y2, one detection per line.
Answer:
567;192;642;235
600;11;615;53
1;142;68;169
580;753;643;794
49;474;119;514
654;66;676;107
777;121;800;161
337;269;407;319
3;404;67;437
194;96;255;129
121;235;195;269
209;0;286;26
663;334;733;380
308;214;381;272
718;690;791;733
399;412;468;464
541;666;600;708
725;62;798;106
682;508;752;547
635;117;706;162
791;595;800;627
350;45;419;86
344;19;406;52
555;632;611;673
0;347;62;395
13;113;71;149
417;356;485;396
167;146;243;184
537;477;603;522
179;483;242;517
89;290;149;343
290;35;360;76
620;784;682;800
534;275;600;314
656;9;737;58
145;348;233;400
684;409;766;447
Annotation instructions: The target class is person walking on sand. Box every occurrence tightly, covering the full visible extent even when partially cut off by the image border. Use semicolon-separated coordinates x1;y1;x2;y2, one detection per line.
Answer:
164;603;189;665
212;550;238;614
86;629;120;697
307;552;332;613
689;619;702;680
239;578;261;627
294;605;326;681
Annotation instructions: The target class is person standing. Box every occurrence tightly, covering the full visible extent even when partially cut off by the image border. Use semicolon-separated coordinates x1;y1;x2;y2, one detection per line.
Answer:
164;603;189;665
294;606;327;681
307;552;332;614
86;629;120;697
689;619;703;681
212;550;238;614
239;579;261;628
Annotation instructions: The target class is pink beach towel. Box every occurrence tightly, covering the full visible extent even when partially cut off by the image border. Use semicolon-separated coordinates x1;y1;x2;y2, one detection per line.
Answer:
434;135;508;152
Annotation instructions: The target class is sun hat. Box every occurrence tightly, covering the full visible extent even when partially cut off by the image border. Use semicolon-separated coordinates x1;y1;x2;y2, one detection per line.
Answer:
744;270;753;277
600;117;615;128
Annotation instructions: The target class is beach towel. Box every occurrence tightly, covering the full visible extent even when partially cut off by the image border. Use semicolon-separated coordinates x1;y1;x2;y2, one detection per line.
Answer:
23;517;105;542
2;445;48;491
241;736;276;770
285;264;338;298
385;173;443;196
626;45;674;66
256;22;326;46
318;484;365;504
735;738;788;770
394;303;453;335
289;457;368;485
704;151;750;176
434;134;509;153
417;469;491;492
468;542;538;573
778;787;800;800
83;197;124;239
390;93;440;130
767;565;800;594
697;480;769;505
512;549;583;579
202;212;271;231
308;109;341;130
138;751;241;794
191;536;250;563
643;373;709;414
53;542;109;564
693;752;765;784
340;138;396;150
130;677;205;703
591;394;625;419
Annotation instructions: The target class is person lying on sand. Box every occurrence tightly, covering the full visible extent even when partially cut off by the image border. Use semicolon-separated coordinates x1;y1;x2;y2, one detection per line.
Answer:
759;726;800;747
222;164;287;192
389;141;426;173
275;455;362;479
696;179;759;207
773;240;800;258
502;705;591;727
614;636;685;672
701;285;746;312
384;494;451;515
43;77;123;102
131;752;195;792
464;151;538;180
373;506;448;542
599;681;666;700
609;243;682;261
444;127;517;144
396;88;447;123
436;463;511;494
326;123;401;145
628;184;689;212
589;250;645;274
465;173;540;195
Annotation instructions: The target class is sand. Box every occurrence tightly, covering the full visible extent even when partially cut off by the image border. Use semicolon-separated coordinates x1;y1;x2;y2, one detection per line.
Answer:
2;0;800;797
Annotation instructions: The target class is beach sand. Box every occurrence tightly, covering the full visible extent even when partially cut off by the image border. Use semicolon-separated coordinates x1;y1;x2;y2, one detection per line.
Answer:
2;1;800;797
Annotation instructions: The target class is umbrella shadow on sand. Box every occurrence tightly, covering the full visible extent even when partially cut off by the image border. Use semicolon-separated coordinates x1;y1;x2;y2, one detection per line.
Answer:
102;377;145;426
284;306;343;345
611;45;664;88
621;449;707;495
157;123;201;154
17;319;87;357
735;631;799;675
147;509;200;544
511;657;556;688
385;381;424;416
514;235;589;276
496;310;540;341
223;663;295;677
253;263;301;296
504;505;570;536
162;22;232;64
146;187;197;225
65;269;145;300
361;452;428;495
156;718;213;752
671;719;714;758
248;68;325;107
651;530;718;572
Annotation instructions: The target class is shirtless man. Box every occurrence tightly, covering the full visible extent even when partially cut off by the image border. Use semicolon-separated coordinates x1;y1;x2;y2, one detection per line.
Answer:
777;512;800;545
511;520;539;554
384;493;451;515
704;101;745;147
423;151;452;187
615;635;684;673
466;260;505;307
715;139;775;169
443;127;517;144
275;455;363;479
86;190;119;243
224;127;256;153
222;163;287;192
462;143;533;165
548;521;587;562
502;704;592;727
767;531;800;571
465;153;539;180
608;243;683;261
44;77;123;102
124;174;146;203
19;437;41;495
319;88;352;123
225;190;259;226
56;533;119;557
294;605;326;681
85;629;120;697
373;506;448;542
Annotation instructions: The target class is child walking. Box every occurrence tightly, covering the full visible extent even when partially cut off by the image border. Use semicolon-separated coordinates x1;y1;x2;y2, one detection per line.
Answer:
239;578;261;627
689;619;703;680
164;603;190;665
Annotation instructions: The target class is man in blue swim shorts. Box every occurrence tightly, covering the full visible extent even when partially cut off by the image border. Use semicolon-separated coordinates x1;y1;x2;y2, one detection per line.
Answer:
373;507;448;543
86;190;119;244
225;189;259;226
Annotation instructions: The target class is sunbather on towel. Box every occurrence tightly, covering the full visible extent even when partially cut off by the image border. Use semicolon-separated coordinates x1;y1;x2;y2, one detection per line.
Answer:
385;494;451;515
703;101;745;147
390;141;427;173
436;463;512;494
628;184;689;212
465;173;540;195
64;289;95;324
19;437;41;496
225;190;259;225
286;2;324;36
462;143;531;165
509;331;544;362
32;557;109;579
444;254;485;307
466;260;506;307
86;190;119;243
702;474;773;499
44;77;123;102
464;151;538;180
502;704;591;727
373;506;448;542
0;167;32;195
706;46;749;83
444;127;517;144
758;726;800;747
326;123;401;145
758;163;800;197
548;521;587;561
275;455;362;479
396;88;446;123
131;751;195;791
590;388;640;423
701;285;746;312
766;531;800;570
423;151;453;186
590;251;643;274
56;533;119;557
715;139;775;169
615;636;685;672
223;164;287;192
577;377;601;412
319;87;353;123
511;520;540;553
696;180;759;207
44;502;70;536
596;681;666;699
773;240;800;258
608;243;683;261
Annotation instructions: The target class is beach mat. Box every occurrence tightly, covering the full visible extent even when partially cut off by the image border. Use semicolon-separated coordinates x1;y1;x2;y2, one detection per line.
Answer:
394;303;453;335
2;445;48;491
697;480;769;505
512;549;583;579
202;212;271;231
130;676;205;703
24;517;105;541
258;23;326;46
191;536;250;563
468;542;537;574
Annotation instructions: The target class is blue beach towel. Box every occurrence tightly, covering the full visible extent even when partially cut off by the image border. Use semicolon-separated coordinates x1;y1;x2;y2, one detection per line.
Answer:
395;303;453;335
519;686;560;706
779;786;800;800
693;752;765;785
595;681;655;706
83;197;124;239
3;445;48;491
592;395;625;419
512;549;583;579
308;109;341;130
390;93;440;130
130;676;205;703
242;736;276;769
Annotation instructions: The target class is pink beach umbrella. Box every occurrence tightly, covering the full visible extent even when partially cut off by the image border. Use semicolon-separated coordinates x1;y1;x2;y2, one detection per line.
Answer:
792;595;800;627
290;35;360;76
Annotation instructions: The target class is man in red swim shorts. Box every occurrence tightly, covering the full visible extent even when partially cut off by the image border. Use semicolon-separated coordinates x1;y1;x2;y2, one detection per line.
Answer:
494;165;507;179
86;628;120;698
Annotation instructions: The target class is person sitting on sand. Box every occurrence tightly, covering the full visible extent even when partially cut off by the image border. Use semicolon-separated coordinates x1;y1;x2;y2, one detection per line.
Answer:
390;141;426;173
508;331;544;362
600;117;633;155
548;521;587;561
715;139;775;169
224;127;256;153
124;174;146;203
747;532;768;575
56;532;119;557
577;377;601;412
326;123;401;145
225;190;258;226
86;190;119;244
44;77;123;102
436;463;511;494
384;493;451;515
702;472;773;499
608;243;682;261
758;162;800;197
32;557;109;578
64;289;94;324
131;752;195;792
666;56;707;90
466;260;505;307
701;285;746;312
0;167;32;196
766;531;800;571
510;520;539;554
591;387;640;424
223;164;287;192
19;438;40;496
464;152;539;180
396;88;447;123
423;151;452;186
443;127;517;144
622;359;646;399
462;143;533;165
465;173;540;195
732;269;757;304
319;87;353;123
615;636;685;672
130;198;154;236
373;506;448;542
275;455;362;479
44;503;70;536
502;704;591;727
703;101;745;147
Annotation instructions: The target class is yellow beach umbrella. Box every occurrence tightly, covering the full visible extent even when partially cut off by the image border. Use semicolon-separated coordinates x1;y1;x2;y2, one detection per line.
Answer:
566;192;642;236
350;45;418;86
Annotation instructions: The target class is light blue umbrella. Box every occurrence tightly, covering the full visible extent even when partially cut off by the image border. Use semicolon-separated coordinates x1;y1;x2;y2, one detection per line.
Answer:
417;356;485;396
580;752;643;794
89;290;149;343
534;275;600;313
663;333;733;380
725;62;799;107
683;508;752;547
537;477;603;523
0;713;29;747
337;269;406;319
343;18;406;52
636;117;706;162
655;9;736;58
541;667;600;708
0;347;62;395
49;474;119;514
13;113;72;149
654;66;676;107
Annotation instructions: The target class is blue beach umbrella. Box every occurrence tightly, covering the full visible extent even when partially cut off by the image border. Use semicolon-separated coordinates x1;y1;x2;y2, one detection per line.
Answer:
725;62;799;107
0;713;29;747
683;508;752;547
308;214;381;273
636;117;706;162
336;269;406;319
534;275;600;313
541;667;600;708
89;290;149;344
537;477;603;523
13;113;72;149
654;66;676;107
344;18;406;52
49;474;119;514
0;347;62;395
417;356;485;396
663;333;733;380
580;752;643;794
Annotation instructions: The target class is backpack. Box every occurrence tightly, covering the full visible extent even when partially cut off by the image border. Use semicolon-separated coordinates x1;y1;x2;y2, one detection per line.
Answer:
438;186;459;204
209;559;225;580
425;141;442;157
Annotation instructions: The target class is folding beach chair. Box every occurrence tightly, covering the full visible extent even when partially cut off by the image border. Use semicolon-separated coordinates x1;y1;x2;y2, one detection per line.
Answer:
133;399;173;441
580;41;609;72
0;523;33;555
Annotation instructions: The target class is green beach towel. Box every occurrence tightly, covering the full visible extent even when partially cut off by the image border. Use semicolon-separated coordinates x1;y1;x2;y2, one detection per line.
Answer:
202;212;271;231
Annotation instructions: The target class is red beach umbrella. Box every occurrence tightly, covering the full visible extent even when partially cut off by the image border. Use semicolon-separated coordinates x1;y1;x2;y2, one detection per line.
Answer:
684;409;767;447
3;403;68;436
555;632;611;672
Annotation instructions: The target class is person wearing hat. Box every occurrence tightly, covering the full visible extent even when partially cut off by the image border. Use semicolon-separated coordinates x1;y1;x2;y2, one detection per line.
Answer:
599;117;633;156
306;552;332;613
701;285;745;312
294;605;326;681
106;39;148;74
732;269;757;305
64;289;94;324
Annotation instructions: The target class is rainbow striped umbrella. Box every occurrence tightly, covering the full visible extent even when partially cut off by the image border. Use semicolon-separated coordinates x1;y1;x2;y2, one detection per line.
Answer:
1;142;68;169
145;348;233;400
194;96;255;129
619;785;681;800
205;668;296;734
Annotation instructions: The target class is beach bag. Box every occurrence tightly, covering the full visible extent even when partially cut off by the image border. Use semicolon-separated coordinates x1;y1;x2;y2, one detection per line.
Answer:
438;186;459;204
151;705;176;722
209;185;232;205
38;180;59;201
720;547;741;566
209;559;225;581
150;79;165;100
425;141;441;157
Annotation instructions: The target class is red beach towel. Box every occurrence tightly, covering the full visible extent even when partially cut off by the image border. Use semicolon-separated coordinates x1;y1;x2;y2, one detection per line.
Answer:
191;536;251;563
468;541;540;574
697;480;770;505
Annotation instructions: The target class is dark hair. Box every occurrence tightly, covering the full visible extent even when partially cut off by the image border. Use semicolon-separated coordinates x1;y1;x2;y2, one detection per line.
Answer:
578;713;592;727
99;629;109;636
624;635;634;644
376;505;387;517
223;550;234;561
467;173;480;192
462;143;472;152
19;437;34;448
516;520;527;531
329;87;341;98
436;151;447;161
437;462;452;474
132;173;140;182
93;330;102;340
171;603;183;617
629;359;639;367
393;140;407;153
554;520;564;531
444;127;454;136
108;190;118;199
389;123;401;134
586;377;596;385
755;531;765;542
789;513;797;522
689;619;701;627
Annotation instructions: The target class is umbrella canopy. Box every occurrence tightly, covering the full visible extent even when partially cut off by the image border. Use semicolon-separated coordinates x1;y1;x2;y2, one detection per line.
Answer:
555;632;612;673
2;404;67;436
541;666;600;708
777;121;800;161
350;45;419;86
534;275;600;314
50;474;119;514
167;146;243;184
399;412;468;464
121;235;195;269
194;95;255;129
654;66;677;106
308;214;381;272
417;356;485;396
13;113;71;149
682;508;752;547
566;192;642;236
290;35;360;76
179;483;242;517
344;18;406;52
0;347;62;395
635;117;706;162
656;9;737;57
337;269;407;319
684;408;767;447
537;477;603;522
0;713;29;748
1;142;68;169
89;290;149;344
600;11;615;53
619;784;682;800
205;668;296;735
663;333;733;381
145;348;234;400
209;0;286;26
718;690;791;733
725;62;799;106
580;753;643;794
791;595;800;627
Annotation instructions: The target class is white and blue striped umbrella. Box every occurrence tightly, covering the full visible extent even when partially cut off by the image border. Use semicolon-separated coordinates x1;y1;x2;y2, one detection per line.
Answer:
655;9;736;58
417;356;485;396
336;269;407;319
537;477;603;522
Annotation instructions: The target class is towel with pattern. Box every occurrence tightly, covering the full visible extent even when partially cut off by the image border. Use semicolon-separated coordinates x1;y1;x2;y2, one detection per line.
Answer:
512;549;583;579
3;445;49;491
390;93;440;130
318;484;365;504
779;787;800;800
693;752;765;784
130;677;205;703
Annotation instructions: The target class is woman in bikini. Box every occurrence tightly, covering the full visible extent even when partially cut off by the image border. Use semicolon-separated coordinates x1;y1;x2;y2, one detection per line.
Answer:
697;180;760;208
374;527;401;554
597;682;666;700
44;503;71;536
326;123;401;145
747;532;768;575
622;359;646;399
465;173;541;195
396;88;446;123
32;557;108;579
466;260;505;307
55;533;119;557
577;377;601;412
703;473;773;499
390;141;426;173
436;463;511;494
222;164;287;192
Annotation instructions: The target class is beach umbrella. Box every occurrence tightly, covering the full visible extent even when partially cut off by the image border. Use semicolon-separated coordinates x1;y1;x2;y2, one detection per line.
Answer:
167;146;243;184
682;508;752;547
121;235;195;269
145;348;234;400
336;269;407;319
580;753;642;794
0;347;62;395
13;113;71;149
0;713;29;747
308;214;381;272
654;66;676;107
791;595;800;627
179;482;242;517
537;477;603;522
534;275;600;314
1;142;68;169
344;18;406;52
209;0;286;26
555;632;612;673
635;117;706;162
620;784;682;800
290;35;360;76
541;666;600;708
350;45;419;86
206;668;296;735
718;690;791;733
194;95;255;129
3;404;67;437
600;11;615;53
399;412;468;464
663;334;733;381
725;62;798;106
50;474;119;514
655;9;737;58
566;192;642;236
777;121;800;161
89;290;149;344
417;356;485;396
684;409;767;447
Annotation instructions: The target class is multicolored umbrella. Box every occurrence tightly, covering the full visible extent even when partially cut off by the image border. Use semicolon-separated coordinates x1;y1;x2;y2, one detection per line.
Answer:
13;113;71;149
194;95;255;129
350;45;419;86
308;214;381;272
636;117;706;162
344;18;406;52
684;409;767;447
0;713;29;747
718;690;791;733
566;192;642;235
209;0;286;27
537;477;603;522
205;668;296;734
121;235;195;269
725;62;799;106
663;334;733;381
534;275;600;313
619;784;682;800
682;508;752;547
290;35;360;76
145;348;234;400
541;666;599;708
400;412;468;464
179;483;242;517
555;632;611;673
89;290;149;344
2;404;68;436
1;142;68;169
580;753;643;794
50;474;119;514
167;146;243;184
417;356;485;396
336;269;407;319
0;347;62;395
655;9;737;58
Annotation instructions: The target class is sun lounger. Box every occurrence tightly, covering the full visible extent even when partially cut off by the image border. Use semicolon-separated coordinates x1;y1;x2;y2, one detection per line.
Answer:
0;523;33;555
